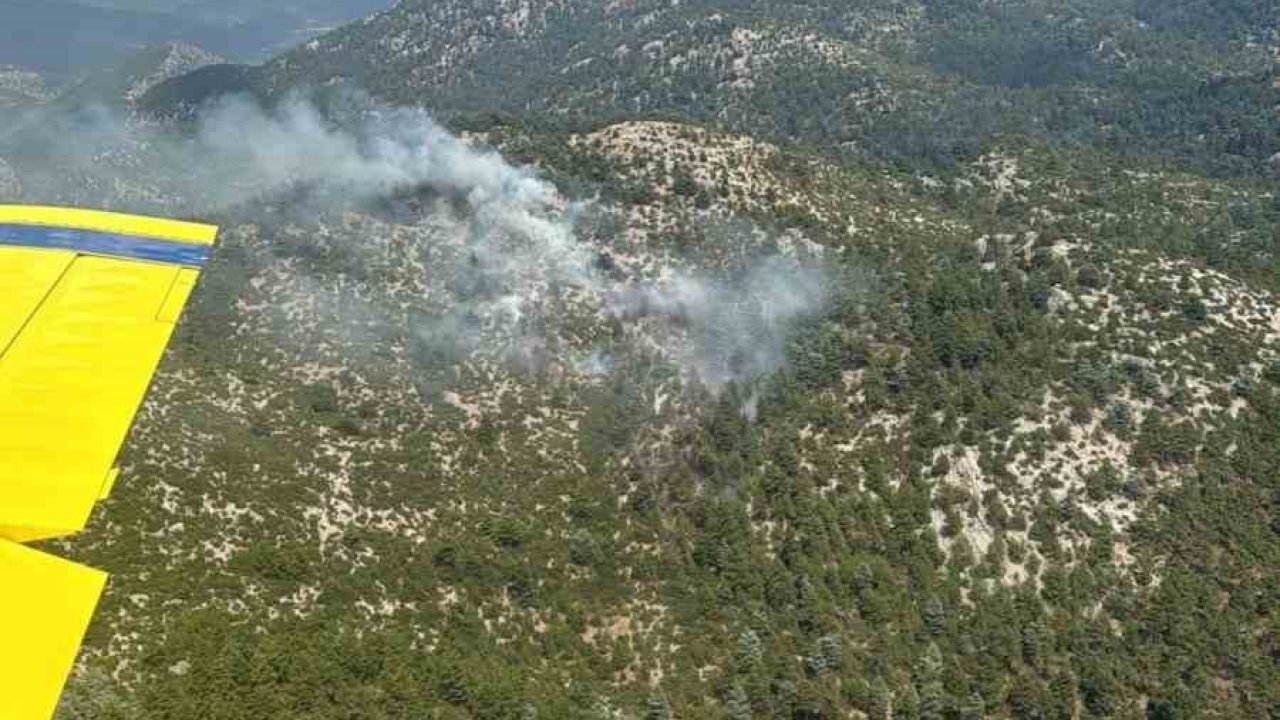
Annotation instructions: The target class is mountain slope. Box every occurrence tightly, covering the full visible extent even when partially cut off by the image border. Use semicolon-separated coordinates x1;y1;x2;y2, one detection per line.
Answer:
0;66;52;107
54;42;225;109
0;0;249;73
252;0;1275;174
18;2;1279;719
36;119;1277;720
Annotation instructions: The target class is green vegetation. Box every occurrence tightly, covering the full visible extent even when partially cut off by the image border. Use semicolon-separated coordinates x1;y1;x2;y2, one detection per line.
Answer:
250;0;1274;176
42;0;1280;718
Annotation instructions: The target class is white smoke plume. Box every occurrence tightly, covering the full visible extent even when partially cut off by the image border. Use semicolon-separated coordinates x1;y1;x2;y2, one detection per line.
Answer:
606;256;829;387
0;93;832;389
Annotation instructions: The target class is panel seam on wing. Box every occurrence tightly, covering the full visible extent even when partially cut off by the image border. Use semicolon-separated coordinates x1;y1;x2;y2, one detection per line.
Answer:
0;253;76;360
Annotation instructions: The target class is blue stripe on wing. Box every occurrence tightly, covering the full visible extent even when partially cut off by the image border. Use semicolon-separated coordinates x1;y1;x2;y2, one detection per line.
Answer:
0;224;210;267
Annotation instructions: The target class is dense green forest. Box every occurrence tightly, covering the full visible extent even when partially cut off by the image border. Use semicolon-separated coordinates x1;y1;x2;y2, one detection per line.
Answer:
247;0;1275;176
26;0;1280;719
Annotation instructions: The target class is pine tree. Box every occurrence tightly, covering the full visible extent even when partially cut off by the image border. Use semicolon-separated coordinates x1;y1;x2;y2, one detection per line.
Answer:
853;562;875;592
771;678;798;719
724;682;752;720
1048;668;1077;720
898;684;922;720
919;680;946;720
867;678;892;720
806;634;843;675
922;597;946;635
917;641;944;680
958;691;985;720
646;691;673;720
1021;621;1047;669
735;628;763;671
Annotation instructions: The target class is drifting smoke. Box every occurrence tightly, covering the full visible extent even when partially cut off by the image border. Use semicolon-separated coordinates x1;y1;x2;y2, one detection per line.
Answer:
0;158;19;198
7;96;580;257
0;93;831;388
606;257;829;387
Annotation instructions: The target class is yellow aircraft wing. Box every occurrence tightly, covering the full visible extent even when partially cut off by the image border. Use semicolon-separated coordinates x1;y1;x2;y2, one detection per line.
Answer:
0;205;217;720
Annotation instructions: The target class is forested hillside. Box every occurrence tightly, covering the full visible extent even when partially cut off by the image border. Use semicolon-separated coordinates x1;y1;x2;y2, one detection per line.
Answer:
7;1;1273;719
254;0;1274;174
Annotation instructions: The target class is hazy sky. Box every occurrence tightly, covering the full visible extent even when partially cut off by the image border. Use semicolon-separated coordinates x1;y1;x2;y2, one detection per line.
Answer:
0;0;394;72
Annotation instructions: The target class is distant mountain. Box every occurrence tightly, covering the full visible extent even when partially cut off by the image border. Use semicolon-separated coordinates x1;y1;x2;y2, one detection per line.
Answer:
0;1;243;73
137;63;257;118
0;42;226;211
0;65;52;107
52;42;224;109
76;0;392;28
0;0;393;74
